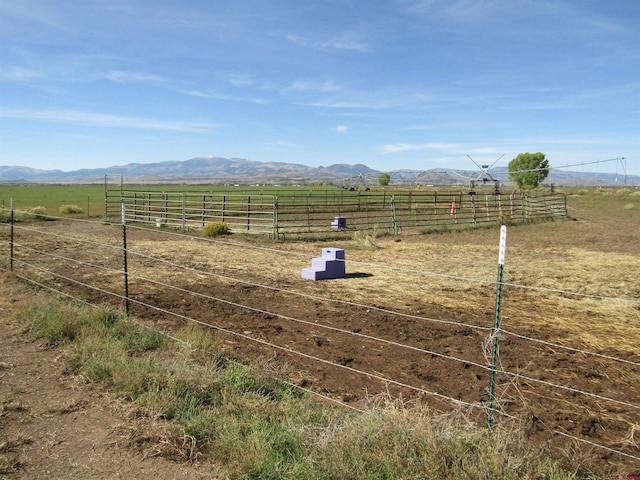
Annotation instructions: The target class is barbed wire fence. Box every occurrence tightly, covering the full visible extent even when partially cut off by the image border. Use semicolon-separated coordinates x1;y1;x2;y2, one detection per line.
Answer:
1;205;639;468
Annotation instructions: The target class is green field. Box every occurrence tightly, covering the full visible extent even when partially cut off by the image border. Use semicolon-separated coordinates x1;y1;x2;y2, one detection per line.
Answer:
0;183;453;218
0;184;346;219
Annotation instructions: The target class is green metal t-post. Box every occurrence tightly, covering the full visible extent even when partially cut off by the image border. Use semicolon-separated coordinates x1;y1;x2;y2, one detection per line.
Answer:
121;202;130;316
487;225;507;428
10;198;14;270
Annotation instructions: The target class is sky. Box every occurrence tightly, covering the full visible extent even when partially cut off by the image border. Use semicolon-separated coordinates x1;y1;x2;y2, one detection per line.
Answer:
1;0;638;175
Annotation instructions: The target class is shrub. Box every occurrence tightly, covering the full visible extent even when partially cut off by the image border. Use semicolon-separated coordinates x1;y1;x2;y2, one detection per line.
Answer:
203;222;230;237
352;226;380;249
60;204;84;214
27;206;48;220
0;209;11;223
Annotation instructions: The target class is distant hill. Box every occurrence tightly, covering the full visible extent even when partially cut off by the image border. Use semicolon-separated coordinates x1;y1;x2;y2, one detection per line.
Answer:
0;156;638;186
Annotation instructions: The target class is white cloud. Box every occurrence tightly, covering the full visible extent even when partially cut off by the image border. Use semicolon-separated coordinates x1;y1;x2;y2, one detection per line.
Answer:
316;38;368;52
228;73;254;87
285;33;368;52
264;140;296;148
105;70;163;84
0;66;40;81
286;80;341;93
181;90;268;104
335;125;349;133
0;108;216;133
402;0;502;21
285;33;308;46
311;99;392;109
378;142;462;154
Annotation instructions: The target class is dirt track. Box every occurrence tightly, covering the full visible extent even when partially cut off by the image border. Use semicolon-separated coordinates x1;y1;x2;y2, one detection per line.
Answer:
0;279;217;479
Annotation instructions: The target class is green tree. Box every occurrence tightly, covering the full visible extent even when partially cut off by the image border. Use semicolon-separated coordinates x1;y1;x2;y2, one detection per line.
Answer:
378;172;391;186
508;152;550;189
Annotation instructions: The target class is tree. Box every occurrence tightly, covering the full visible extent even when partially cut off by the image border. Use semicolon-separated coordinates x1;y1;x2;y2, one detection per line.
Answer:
508;152;550;189
378;172;391;186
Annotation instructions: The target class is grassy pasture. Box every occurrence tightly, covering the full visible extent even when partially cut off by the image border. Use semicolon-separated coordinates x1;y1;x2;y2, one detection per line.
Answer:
0;184;349;219
0;184;104;218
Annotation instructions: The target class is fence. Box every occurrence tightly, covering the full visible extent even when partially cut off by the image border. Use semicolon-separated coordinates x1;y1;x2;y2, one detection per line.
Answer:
1;208;638;472
105;189;277;235
105;186;567;238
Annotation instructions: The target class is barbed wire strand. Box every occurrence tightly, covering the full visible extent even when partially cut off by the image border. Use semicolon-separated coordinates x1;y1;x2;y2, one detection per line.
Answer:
6;246;639;416
8;243;495;373
8;240;638;371
22;241;640;408
501;328;640;367
6;225;493;333
4;207;639;446
7;249;639;415
552;429;640;462
1;266;366;414
6;218;640;306
125;247;493;333
4;256;499;417
128;222;640;305
128;222;640;306
6;271;189;347
6;264;639;466
4;259;638;463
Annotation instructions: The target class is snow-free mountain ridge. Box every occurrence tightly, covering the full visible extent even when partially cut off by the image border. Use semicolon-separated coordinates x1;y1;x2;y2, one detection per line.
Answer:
0;156;637;186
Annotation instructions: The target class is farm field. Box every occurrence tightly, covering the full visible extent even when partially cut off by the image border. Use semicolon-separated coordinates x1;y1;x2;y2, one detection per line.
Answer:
0;183;344;218
1;186;639;474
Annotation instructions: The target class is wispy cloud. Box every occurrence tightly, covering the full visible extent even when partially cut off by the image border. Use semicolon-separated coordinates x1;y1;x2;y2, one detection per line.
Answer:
378;142;462;154
311;99;394;109
0;66;40;82
286;80;341;93
265;140;297;148
0;1;67;32
402;0;506;21
317;38;368;52
334;125;349;133
286;33;368;52
181;90;268;104
104;70;163;84
228;73;254;87
0;108;216;133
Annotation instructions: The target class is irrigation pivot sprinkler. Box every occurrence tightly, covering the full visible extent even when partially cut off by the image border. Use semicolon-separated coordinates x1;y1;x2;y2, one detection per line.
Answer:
467;154;503;195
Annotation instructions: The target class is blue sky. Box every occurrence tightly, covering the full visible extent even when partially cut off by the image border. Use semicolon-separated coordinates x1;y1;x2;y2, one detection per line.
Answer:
1;0;638;175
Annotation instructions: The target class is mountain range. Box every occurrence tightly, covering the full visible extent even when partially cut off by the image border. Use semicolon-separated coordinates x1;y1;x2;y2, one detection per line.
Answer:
0;156;637;187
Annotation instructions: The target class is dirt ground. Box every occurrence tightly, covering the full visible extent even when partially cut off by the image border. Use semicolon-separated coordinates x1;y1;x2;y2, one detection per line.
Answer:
0;281;219;479
1;211;639;475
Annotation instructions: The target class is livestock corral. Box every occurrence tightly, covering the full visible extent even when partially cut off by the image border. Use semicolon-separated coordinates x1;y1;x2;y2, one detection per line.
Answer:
1;187;639;473
106;185;568;238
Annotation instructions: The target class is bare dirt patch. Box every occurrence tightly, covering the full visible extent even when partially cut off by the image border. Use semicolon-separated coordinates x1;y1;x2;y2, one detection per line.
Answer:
0;281;216;479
